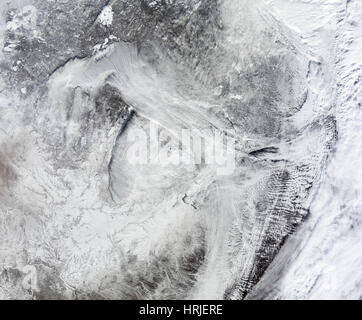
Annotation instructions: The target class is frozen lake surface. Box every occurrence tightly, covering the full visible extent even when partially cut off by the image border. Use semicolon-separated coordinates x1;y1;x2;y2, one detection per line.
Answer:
0;0;361;300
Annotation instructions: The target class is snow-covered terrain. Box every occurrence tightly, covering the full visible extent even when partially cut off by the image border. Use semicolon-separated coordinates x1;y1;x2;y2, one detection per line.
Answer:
248;0;362;300
0;0;360;300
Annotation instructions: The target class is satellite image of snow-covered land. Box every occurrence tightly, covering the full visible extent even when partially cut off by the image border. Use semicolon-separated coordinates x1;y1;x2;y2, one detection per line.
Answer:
0;0;361;300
